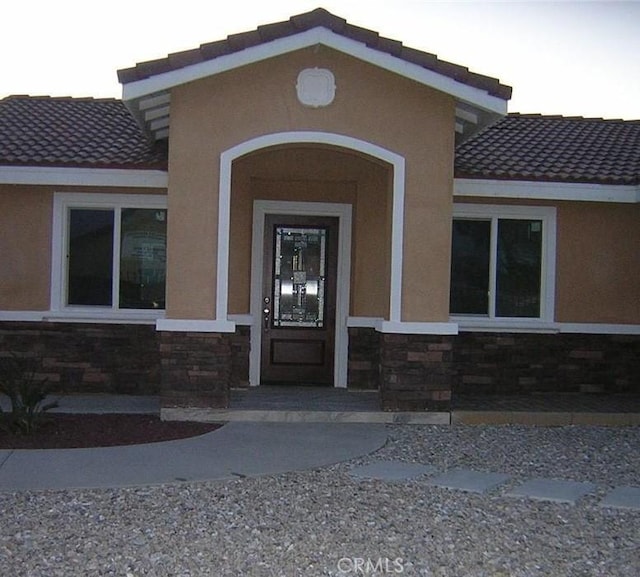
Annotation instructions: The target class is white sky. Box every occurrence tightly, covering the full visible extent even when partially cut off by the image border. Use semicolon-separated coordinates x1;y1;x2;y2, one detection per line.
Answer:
2;0;639;119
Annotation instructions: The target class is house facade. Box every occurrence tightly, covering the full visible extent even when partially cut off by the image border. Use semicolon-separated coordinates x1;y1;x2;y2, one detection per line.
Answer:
1;9;638;413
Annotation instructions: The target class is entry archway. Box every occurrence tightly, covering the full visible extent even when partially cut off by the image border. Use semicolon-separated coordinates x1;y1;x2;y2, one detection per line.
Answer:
217;132;406;327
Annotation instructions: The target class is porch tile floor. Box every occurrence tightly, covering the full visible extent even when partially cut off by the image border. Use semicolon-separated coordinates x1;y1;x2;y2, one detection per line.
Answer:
228;388;640;414
201;386;450;424
230;386;379;411
171;395;447;425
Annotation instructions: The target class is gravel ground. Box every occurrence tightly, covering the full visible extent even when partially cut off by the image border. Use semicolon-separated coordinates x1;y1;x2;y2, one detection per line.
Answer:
1;424;639;577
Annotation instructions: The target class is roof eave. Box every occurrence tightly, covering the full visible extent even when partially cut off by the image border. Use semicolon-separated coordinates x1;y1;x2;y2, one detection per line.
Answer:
121;27;508;142
0;165;168;188
454;177;640;203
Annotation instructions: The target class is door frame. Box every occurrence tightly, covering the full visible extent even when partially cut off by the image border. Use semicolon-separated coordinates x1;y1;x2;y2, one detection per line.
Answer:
250;200;352;388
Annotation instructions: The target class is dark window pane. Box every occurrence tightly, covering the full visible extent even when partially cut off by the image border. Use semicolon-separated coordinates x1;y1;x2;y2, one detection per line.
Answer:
450;219;490;314
119;209;167;309
68;209;114;305
496;219;542;317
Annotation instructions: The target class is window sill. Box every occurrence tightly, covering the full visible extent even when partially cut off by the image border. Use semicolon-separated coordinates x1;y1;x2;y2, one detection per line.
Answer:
44;310;165;325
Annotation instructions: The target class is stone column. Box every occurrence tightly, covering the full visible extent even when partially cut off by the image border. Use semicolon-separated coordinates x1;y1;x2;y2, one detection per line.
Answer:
159;331;231;408
347;327;381;390
379;333;453;411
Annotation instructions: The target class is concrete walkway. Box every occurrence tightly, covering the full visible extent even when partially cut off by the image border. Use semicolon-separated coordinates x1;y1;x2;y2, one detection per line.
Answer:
0;421;388;491
348;460;640;511
1;392;389;491
1;392;638;492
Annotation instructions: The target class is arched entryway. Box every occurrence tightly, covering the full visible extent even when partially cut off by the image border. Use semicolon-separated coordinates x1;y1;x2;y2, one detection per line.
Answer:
219;132;404;388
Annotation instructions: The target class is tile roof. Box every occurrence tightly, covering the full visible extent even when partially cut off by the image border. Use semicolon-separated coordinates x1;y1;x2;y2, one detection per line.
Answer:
1;96;638;188
455;113;640;186
117;7;512;101
0;95;166;170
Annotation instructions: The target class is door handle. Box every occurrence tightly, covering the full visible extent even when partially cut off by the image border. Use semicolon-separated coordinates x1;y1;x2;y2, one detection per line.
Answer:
263;296;271;331
263;307;271;331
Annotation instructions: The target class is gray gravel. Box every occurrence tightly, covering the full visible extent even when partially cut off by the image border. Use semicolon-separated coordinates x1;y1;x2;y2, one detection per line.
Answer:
1;424;639;576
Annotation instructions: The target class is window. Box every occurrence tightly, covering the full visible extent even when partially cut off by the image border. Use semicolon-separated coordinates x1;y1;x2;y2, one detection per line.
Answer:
52;193;167;316
450;204;556;321
118;208;167;309
68;209;114;306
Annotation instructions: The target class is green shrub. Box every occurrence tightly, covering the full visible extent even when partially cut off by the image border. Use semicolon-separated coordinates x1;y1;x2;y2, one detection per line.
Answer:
0;353;58;434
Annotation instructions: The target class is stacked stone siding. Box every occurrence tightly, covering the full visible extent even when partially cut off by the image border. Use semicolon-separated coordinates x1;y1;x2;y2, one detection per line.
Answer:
1;321;637;411
159;331;231;408
0;321;159;394
379;334;454;411
453;332;639;395
230;326;250;389
347;327;380;390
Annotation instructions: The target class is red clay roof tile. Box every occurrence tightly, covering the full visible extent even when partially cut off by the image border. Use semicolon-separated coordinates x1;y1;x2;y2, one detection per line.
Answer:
1;99;638;188
0;95;166;170
455;113;640;185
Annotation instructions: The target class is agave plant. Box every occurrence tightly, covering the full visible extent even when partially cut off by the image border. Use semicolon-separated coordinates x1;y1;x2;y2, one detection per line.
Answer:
0;353;58;434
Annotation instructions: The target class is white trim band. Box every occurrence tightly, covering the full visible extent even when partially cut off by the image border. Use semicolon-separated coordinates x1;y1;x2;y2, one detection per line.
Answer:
558;323;640;335
346;317;382;328
347;317;460;335
455;179;640;204
0;311;47;322
0;310;162;325
455;321;640;335
454;319;559;334
0;166;168;188
155;319;236;333
378;321;459;335
228;314;253;326
2;311;639;335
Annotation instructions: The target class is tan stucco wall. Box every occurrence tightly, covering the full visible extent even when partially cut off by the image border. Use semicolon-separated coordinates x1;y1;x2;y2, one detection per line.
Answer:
0;186;53;310
229;147;391;317
166;46;456;321
0;185;167;311
556;202;640;324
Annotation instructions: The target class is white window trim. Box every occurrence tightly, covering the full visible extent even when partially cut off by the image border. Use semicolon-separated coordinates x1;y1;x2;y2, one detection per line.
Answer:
51;192;168;322
450;203;557;329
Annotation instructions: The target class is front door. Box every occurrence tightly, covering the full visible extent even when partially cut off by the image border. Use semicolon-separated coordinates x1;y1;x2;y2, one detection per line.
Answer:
261;214;338;385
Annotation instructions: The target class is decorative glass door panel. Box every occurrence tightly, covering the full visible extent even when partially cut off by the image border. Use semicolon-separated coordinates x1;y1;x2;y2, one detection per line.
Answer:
261;215;338;386
272;226;327;328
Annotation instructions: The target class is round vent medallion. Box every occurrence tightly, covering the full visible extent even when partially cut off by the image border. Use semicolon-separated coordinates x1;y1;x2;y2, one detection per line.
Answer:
296;68;336;108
